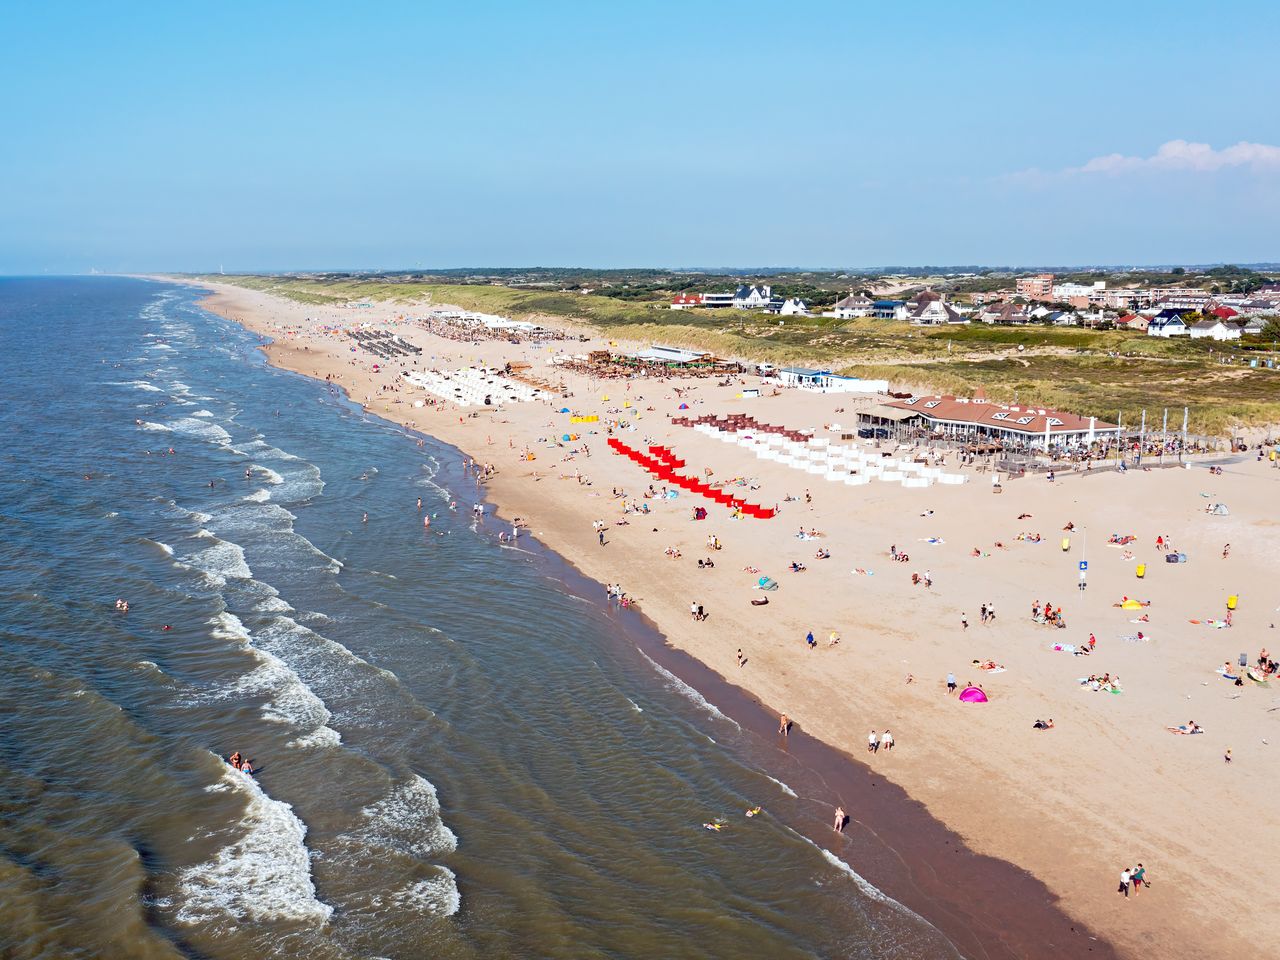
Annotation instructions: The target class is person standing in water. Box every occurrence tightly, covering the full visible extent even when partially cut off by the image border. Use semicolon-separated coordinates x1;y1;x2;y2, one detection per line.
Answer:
833;805;846;833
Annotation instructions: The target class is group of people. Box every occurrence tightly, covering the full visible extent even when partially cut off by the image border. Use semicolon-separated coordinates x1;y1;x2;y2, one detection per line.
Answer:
1031;599;1067;629
866;729;894;753
1117;864;1148;898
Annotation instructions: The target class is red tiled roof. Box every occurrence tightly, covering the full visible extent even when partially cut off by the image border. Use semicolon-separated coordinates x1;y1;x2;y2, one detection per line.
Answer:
881;395;1116;435
1211;306;1238;319
671;294;704;305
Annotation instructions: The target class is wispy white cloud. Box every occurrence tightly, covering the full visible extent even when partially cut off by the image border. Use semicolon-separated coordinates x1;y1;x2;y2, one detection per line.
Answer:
1004;140;1280;184
1072;139;1280;175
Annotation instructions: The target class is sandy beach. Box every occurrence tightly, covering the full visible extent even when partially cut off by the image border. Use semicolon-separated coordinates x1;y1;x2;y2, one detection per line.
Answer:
186;279;1279;960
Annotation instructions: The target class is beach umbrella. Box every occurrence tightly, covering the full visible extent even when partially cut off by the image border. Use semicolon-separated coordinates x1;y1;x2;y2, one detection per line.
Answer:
958;687;988;703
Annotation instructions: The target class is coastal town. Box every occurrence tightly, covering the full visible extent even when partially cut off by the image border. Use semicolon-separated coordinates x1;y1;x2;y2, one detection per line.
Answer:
670;274;1280;340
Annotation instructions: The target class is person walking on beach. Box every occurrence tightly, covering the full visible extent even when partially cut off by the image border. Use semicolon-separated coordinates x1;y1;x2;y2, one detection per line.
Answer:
833;805;846;833
1118;867;1131;898
1131;863;1147;893
598;529;605;546
778;713;790;736
980;603;988;624
961;614;969;631
867;730;878;754
946;672;957;695
736;648;745;668
880;729;894;752
806;630;816;650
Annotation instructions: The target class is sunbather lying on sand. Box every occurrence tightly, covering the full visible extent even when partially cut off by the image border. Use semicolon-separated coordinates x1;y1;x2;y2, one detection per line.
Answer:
1166;721;1203;735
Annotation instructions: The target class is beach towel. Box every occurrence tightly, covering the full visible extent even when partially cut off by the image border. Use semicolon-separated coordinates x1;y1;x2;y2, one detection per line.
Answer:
1051;643;1077;654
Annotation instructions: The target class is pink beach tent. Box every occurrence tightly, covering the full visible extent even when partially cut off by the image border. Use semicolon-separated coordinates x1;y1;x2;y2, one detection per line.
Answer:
958;686;988;703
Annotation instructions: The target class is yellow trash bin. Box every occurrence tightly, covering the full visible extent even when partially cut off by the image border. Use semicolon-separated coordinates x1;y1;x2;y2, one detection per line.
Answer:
1061;538;1070;552
1136;564;1146;579
1228;594;1238;610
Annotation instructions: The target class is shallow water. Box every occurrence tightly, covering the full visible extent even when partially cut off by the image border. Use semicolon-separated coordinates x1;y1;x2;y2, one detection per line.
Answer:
0;277;960;959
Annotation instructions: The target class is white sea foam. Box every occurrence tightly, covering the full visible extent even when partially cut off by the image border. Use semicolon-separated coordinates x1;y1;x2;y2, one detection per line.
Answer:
210;613;338;743
181;534;252;583
358;776;458;858
142;538;175;557
272;463;325;503
111;380;163;392
766;775;798;798
176;765;332;926
242;488;271;503
814;845;936;925
638;651;739;729
192;409;215;418
389;868;461;917
138;421;172;432
625;697;643;713
256;466;284;485
167;417;232;444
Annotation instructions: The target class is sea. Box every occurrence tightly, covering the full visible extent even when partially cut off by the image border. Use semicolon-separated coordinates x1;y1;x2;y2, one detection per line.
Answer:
0;277;961;960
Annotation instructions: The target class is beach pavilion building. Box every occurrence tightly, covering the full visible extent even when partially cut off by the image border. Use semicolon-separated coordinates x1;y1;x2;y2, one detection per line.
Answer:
858;395;1117;450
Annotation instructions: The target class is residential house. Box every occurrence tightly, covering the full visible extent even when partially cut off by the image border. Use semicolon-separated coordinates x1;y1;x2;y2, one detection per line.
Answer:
871;299;907;320
1189;319;1242;341
978;302;1032;325
701;292;735;308
1240;316;1267;336
775;297;810;317
903;290;967;325
1147;316;1189;337
1047;311;1080;326
1114;313;1149;332
670;293;705;310
825;293;874;319
1209;306;1238;321
732;284;773;310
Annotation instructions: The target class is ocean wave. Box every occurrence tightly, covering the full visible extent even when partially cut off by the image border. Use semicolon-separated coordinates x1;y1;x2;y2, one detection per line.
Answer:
814;845;936;926
192;409;215;417
109;380;164;392
138;421;172;432
176;764;333;926
637;651;739;729
255;466;284;485
389;868;461;917
272;463;325;503
242;488;271;503
766;775;798;798
358;775;458;859
140;538;175;557
167;417;232;444
180;534;252;584
210;612;335;738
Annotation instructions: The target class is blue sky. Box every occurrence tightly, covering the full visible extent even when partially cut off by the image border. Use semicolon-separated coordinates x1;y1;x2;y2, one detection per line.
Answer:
2;1;1277;273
